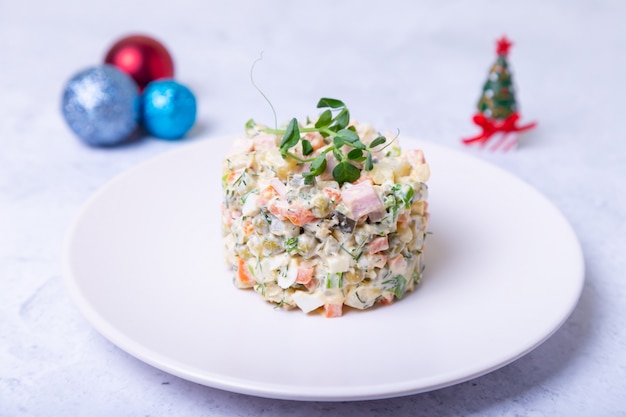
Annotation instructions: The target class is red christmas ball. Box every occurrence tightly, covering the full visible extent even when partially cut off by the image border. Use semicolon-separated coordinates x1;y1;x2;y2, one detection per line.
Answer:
104;34;174;91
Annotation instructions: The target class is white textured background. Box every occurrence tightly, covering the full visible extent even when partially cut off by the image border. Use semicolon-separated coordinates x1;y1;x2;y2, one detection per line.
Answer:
1;0;625;415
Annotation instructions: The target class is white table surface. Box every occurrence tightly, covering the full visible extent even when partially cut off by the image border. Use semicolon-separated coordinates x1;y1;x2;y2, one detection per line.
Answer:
1;0;625;415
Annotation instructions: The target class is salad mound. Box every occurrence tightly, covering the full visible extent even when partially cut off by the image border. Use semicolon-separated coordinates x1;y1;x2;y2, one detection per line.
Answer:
221;98;430;317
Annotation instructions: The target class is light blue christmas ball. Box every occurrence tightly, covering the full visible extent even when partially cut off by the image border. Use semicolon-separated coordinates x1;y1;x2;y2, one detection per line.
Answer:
61;64;140;146
141;80;197;140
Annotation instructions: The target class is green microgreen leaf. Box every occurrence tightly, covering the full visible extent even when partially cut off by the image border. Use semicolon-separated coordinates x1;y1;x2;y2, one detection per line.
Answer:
317;98;345;109
245;119;256;130
309;154;327;176
279;118;300;153
333;108;350;130
336;129;359;144
302;139;313;156
369;135;387;149
333;136;345;149
303;154;326;185
333;161;360;184
315;109;333;128
365;152;374;171
347;148;365;161
335;129;364;150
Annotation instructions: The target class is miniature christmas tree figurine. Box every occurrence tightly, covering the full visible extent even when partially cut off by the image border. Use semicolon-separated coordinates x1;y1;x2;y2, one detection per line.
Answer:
477;37;516;119
462;36;536;151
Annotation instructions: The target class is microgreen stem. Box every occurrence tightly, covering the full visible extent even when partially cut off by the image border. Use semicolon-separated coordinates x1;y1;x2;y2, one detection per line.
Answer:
262;126;336;138
281;151;316;163
250;52;278;132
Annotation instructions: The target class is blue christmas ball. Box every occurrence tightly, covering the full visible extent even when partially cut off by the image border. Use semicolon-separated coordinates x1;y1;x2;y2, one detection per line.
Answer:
61;64;140;146
141;80;197;140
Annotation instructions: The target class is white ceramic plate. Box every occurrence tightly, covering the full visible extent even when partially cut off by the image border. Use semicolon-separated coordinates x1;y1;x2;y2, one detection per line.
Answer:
63;137;584;401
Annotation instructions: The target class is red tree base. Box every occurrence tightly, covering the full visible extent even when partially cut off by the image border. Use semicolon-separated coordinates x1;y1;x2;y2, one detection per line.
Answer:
462;112;536;151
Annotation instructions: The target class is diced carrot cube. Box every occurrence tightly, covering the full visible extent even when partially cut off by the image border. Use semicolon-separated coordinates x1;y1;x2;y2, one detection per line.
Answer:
324;303;343;318
236;257;255;287
323;187;342;203
379;292;395;305
285;209;316;227
269;201;317;226
296;263;315;285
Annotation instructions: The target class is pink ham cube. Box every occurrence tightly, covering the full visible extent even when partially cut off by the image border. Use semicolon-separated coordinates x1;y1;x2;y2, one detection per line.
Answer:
341;182;384;220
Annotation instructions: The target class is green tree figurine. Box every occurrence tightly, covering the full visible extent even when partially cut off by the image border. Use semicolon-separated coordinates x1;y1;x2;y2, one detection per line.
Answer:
477;36;516;119
463;36;536;151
